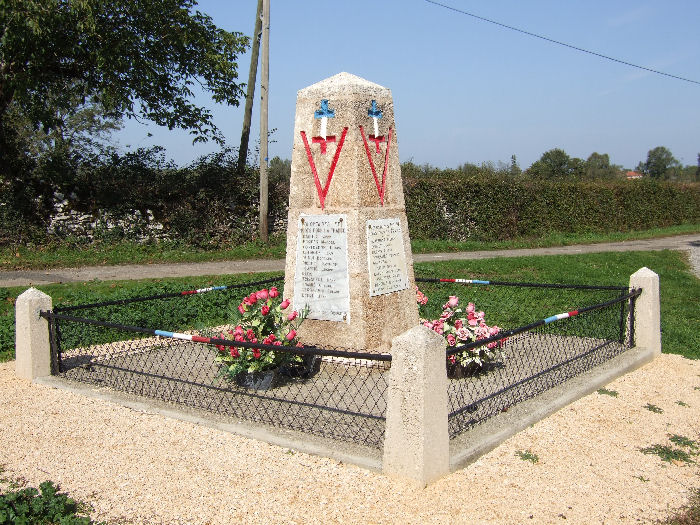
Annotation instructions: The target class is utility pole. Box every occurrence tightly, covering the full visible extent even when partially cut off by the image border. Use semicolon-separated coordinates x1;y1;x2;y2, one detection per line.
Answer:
259;0;270;242
236;0;263;176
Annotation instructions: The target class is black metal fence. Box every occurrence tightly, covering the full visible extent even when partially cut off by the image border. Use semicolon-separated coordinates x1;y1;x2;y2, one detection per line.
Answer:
43;278;390;448
415;278;640;438
41;275;640;448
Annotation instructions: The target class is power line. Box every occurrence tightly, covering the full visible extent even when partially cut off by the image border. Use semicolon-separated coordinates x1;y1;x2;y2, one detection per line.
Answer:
424;0;700;86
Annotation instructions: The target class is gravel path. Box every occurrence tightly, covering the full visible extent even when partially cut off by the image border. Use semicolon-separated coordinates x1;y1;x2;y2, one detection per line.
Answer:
1;233;698;287
1;354;699;524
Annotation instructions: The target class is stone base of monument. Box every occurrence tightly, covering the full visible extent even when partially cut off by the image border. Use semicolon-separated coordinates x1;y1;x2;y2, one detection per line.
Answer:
285;208;419;354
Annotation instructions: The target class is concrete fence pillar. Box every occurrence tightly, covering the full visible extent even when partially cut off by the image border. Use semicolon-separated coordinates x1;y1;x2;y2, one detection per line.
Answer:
383;325;449;487
15;287;53;380
629;267;661;356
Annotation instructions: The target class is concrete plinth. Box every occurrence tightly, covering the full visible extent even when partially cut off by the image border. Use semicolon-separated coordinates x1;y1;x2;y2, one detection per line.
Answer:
283;73;419;352
629;267;661;355
383;325;449;486
15;287;53;380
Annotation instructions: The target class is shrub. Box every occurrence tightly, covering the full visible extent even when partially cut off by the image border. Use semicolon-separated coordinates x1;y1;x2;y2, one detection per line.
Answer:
402;169;700;241
3;155;698;247
0;481;93;524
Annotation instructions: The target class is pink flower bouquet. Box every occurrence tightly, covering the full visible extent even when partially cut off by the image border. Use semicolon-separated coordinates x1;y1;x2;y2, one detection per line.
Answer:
417;289;506;375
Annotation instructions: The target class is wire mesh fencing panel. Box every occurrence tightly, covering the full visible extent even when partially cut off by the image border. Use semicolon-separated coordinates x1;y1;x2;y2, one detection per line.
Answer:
51;276;285;353
46;278;390;449
415;277;637;438
45;273;639;448
415;278;629;332
441;287;638;438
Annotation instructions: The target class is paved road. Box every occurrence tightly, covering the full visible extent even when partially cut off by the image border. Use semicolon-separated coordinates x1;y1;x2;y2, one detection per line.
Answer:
1;234;698;288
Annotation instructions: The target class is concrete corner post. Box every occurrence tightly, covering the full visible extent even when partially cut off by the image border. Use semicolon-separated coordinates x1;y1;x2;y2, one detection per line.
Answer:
383;325;449;486
15;287;53;380
629;267;661;356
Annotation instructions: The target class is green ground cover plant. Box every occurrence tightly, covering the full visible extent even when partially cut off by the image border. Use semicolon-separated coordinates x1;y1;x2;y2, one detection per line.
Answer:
640;444;697;464
2;250;697;362
0;480;94;524
2;236;287;271
669;435;698;451
597;388;619;397
515;450;539;463
411;224;699;256
644;403;664;414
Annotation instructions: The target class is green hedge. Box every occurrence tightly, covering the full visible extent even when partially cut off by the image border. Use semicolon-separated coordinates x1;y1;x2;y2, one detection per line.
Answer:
3;155;699;246
0;148;292;247
402;172;700;241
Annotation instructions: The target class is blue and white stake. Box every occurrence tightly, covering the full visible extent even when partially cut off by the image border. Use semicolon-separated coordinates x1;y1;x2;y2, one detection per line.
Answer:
154;330;211;343
544;311;579;324
439;278;490;285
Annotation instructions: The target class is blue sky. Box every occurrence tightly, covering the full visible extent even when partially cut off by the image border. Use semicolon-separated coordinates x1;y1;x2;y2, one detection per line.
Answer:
116;1;700;170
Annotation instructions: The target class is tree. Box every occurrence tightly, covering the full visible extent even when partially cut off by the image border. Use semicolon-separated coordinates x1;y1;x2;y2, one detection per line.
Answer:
509;154;521;177
584;152;621;179
526;148;583;179
638;146;680;179
0;0;249;143
0;0;249;242
6;92;122;161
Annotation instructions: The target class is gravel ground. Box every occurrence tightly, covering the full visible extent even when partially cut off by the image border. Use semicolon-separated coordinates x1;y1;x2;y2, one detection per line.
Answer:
1;354;699;524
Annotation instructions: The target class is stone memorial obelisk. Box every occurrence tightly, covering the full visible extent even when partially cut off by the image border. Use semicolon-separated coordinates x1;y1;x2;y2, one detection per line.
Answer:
283;72;419;353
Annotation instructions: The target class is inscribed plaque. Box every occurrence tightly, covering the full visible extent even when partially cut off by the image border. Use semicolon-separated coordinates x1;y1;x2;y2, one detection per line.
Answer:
367;218;409;297
294;214;350;322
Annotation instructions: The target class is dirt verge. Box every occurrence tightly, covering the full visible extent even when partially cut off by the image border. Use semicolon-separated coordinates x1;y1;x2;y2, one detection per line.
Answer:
1;354;699;524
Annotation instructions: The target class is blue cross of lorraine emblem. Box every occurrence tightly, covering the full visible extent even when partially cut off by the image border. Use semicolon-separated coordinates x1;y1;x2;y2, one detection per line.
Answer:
313;99;336;154
367;100;385;153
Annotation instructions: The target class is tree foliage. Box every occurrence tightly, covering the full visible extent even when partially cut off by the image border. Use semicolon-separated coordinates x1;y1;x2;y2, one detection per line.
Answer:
0;0;250;241
524;149;626;180
584;152;621;179
637;146;681;180
526;148;585;179
0;0;249;142
6;92;123;162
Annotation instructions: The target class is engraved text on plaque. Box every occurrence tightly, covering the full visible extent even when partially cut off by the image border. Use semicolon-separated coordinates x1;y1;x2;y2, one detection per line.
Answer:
367;218;409;297
294;214;350;322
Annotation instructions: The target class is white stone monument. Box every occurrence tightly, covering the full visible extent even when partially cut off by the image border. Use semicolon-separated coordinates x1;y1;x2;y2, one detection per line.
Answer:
283;73;419;352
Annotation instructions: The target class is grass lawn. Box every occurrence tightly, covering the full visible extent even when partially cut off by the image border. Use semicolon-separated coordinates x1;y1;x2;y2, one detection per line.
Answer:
1;223;698;270
2;249;697;362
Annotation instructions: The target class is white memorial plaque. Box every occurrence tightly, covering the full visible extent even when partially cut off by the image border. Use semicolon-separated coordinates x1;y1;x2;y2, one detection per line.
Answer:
367;218;409;297
294;214;350;322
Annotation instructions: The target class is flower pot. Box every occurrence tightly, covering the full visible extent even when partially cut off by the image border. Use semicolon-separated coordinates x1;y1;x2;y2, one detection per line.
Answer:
447;360;482;379
447;358;504;379
235;369;278;390
280;354;321;379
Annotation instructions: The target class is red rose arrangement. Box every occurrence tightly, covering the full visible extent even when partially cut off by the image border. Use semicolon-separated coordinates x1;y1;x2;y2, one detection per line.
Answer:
213;287;308;378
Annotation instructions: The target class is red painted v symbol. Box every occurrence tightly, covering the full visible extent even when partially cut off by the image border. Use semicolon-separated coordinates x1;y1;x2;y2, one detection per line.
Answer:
301;127;348;210
360;126;392;206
